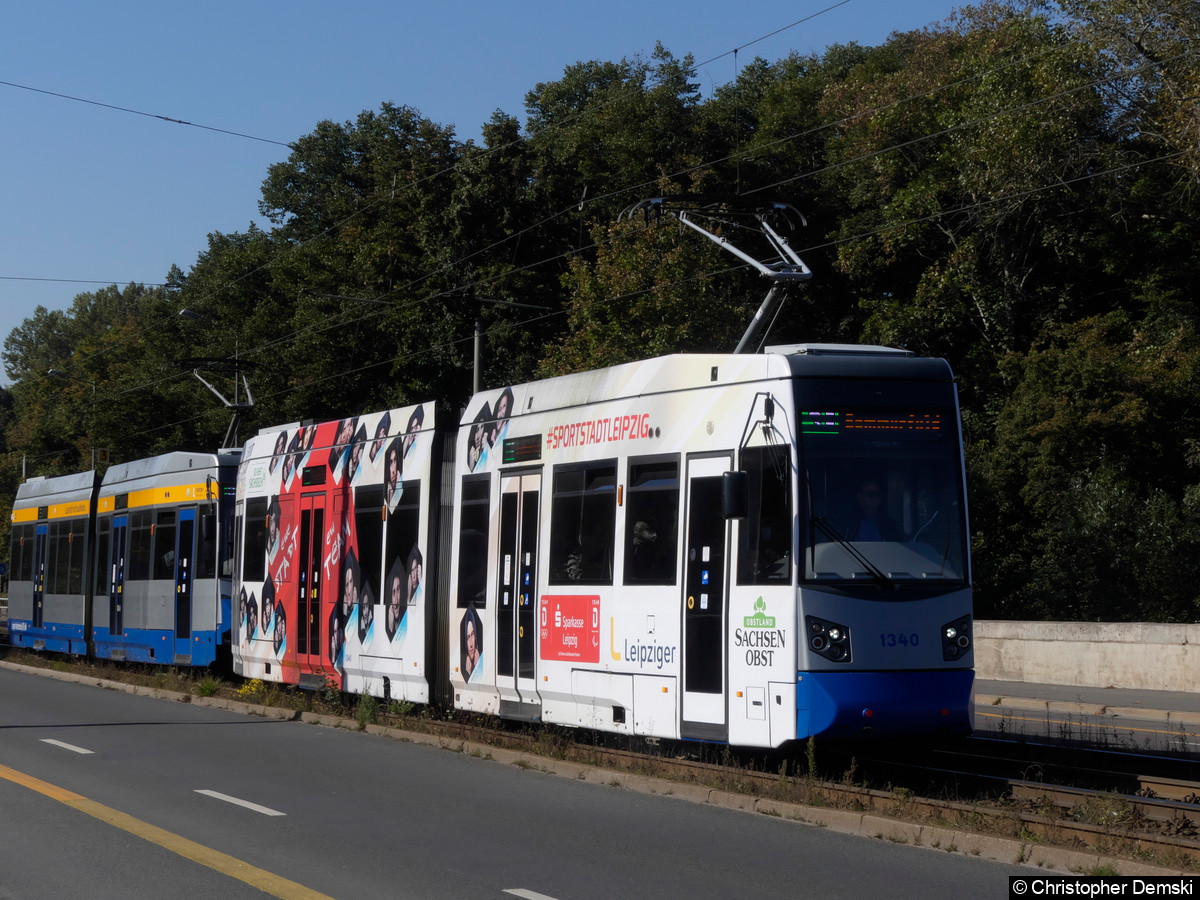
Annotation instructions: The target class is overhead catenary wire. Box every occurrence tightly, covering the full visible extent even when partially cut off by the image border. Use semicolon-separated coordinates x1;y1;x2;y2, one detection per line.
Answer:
0;276;167;288
214;36;1186;376
0;11;1087;321
0;79;291;147
20;9;1195;433
84;79;1199;424
0;0;882;347
119;139;1195;445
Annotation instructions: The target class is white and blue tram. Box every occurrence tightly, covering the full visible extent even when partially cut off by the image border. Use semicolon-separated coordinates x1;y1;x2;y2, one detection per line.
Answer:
445;344;972;745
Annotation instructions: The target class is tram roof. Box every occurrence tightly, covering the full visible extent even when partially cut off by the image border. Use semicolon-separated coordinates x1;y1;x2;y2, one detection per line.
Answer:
14;469;98;505
99;450;227;489
773;345;955;381
464;347;955;424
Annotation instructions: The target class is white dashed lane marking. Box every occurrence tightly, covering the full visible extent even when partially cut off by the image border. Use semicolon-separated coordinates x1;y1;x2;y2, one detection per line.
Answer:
195;789;287;817
40;738;94;754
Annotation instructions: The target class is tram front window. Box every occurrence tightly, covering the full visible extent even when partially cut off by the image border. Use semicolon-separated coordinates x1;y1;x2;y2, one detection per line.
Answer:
799;407;967;585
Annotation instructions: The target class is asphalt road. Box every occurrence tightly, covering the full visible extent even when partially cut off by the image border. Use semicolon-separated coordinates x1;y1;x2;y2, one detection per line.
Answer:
0;666;1039;900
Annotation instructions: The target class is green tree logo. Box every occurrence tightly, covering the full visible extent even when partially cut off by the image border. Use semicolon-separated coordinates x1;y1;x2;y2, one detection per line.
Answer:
744;597;776;628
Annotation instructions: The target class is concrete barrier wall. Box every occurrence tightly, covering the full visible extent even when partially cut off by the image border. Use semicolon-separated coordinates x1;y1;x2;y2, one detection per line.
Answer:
975;621;1200;691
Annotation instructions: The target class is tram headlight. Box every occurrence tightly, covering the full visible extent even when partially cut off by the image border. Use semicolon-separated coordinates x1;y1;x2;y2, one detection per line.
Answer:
942;615;972;661
805;615;851;663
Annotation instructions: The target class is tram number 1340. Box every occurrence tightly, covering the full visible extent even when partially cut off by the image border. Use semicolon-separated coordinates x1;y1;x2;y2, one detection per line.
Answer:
880;633;920;648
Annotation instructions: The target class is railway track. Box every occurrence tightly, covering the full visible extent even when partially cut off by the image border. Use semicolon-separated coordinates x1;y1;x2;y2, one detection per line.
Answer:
846;737;1200;862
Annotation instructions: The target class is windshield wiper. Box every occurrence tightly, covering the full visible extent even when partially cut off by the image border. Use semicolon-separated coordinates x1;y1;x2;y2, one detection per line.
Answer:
810;516;895;590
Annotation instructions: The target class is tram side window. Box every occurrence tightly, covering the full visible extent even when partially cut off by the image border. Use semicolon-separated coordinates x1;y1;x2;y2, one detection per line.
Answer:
223;493;239;579
242;498;269;583
222;512;236;578
44;523;58;592
737;445;794;585
25;525;39;582
153;511;177;580
8;528;20;582
128;511;153;581
355;486;385;608
49;518;88;594
49;520;69;593
550;462;617;585
232;508;244;584
15;524;35;582
197;510;216;578
624;458;679;585
67;518;87;594
386;481;422;606
94;517;111;595
457;477;490;608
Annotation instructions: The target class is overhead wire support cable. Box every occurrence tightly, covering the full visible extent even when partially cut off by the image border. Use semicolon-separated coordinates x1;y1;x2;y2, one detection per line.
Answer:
42;18;1185;421
0;80;292;147
126;143;1196;439
46;16;1086;383
13;1;859;380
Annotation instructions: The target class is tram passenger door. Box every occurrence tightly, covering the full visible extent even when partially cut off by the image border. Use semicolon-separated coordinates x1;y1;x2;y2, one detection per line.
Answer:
109;516;128;637
496;472;541;715
32;526;47;629
297;494;325;673
681;454;732;741
174;509;196;660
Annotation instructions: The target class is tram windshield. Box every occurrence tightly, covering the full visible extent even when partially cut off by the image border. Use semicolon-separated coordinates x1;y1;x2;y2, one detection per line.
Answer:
798;399;968;587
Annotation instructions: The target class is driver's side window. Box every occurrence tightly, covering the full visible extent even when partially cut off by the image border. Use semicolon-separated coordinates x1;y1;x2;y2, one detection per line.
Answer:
736;445;793;585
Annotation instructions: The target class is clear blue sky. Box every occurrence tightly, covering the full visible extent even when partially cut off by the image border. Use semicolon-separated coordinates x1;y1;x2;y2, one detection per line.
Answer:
1;0;965;385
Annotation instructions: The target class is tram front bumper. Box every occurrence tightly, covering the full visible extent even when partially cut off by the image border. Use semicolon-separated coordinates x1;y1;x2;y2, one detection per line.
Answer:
797;668;975;739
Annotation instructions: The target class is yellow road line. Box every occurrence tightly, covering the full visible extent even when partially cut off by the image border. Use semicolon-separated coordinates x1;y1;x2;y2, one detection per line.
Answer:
0;762;335;900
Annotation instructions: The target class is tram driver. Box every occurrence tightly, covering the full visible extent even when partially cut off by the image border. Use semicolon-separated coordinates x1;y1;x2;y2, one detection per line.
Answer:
847;478;904;542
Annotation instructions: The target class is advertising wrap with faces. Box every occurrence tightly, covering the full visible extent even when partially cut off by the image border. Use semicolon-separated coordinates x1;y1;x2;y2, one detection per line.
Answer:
238;405;428;691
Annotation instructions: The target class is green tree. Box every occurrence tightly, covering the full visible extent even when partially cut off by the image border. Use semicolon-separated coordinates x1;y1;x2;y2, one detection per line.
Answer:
543;211;748;375
524;44;703;227
4;283;187;474
444;112;564;394
0;385;15;558
256;103;473;414
697;45;876;343
1057;0;1200;182
818;4;1111;374
972;314;1200;621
